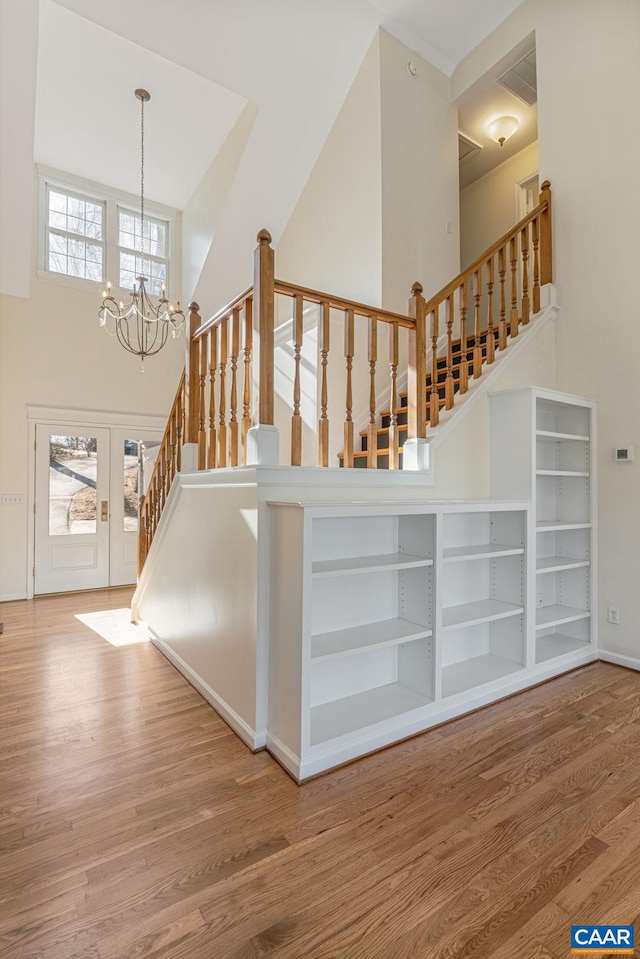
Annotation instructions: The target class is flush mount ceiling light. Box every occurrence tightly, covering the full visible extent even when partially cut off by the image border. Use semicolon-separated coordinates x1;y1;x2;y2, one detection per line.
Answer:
486;115;520;147
98;89;185;370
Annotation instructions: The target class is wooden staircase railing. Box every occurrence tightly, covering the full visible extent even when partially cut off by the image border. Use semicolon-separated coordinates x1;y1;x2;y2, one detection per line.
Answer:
138;182;552;569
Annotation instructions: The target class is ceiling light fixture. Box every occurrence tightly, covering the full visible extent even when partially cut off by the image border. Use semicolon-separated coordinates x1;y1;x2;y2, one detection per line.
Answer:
98;89;184;371
486;115;520;147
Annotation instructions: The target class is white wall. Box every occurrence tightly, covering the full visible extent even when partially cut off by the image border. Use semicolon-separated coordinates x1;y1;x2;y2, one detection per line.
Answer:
380;30;460;311
0;275;182;599
452;0;640;661
460;140;539;268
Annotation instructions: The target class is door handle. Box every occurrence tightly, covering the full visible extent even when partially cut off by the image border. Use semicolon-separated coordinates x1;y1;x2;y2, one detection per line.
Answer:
101;500;109;522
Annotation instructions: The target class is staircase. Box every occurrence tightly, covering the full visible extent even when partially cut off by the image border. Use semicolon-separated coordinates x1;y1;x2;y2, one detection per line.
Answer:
138;182;552;570
341;328;500;468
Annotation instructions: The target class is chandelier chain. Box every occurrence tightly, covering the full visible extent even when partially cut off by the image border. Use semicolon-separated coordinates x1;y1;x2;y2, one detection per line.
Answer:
140;94;145;272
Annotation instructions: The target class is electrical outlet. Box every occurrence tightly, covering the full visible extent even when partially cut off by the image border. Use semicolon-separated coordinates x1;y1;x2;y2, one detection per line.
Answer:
608;606;620;625
1;493;23;505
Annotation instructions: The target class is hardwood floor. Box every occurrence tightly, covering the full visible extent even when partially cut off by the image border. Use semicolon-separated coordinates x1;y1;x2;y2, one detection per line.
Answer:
2;589;640;958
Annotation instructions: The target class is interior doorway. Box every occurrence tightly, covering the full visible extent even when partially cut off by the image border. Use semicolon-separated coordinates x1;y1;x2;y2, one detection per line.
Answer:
33;420;163;594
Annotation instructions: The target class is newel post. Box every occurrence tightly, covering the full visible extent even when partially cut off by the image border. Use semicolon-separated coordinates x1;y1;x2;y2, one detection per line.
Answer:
539;180;553;286
246;229;279;465
182;302;201;472
404;282;429;472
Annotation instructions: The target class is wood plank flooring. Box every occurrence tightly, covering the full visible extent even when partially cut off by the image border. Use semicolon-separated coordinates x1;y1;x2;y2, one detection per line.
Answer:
2;588;640;958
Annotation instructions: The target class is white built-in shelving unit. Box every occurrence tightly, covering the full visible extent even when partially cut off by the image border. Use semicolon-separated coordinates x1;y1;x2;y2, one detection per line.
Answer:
491;387;596;670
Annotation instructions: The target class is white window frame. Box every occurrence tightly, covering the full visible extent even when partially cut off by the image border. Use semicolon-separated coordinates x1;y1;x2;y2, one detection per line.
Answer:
117;205;169;298
36;165;181;300
44;182;106;283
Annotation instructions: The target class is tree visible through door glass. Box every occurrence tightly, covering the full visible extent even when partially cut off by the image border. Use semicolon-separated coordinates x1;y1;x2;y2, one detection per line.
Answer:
123;439;161;532
48;435;97;535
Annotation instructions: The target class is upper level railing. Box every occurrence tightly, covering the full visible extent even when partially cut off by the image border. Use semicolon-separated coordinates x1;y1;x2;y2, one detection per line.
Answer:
138;182;552;568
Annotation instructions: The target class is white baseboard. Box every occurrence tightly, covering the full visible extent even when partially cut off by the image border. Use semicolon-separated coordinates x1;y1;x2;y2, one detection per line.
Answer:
598;650;640;672
0;592;27;603
266;734;302;783
148;630;267;751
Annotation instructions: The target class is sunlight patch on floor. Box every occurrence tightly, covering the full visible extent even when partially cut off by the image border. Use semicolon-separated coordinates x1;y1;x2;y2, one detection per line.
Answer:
75;608;148;647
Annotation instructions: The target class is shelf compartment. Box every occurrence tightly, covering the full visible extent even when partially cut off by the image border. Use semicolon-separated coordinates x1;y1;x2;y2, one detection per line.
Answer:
442;653;523;698
535;605;590;630
443;543;524;563
536;556;590;574
537;521;592;532
311;618;432;661
442;599;524;630
312;552;433;578
536;470;589;477
310;682;433;745
536;430;589;442
536;631;591;664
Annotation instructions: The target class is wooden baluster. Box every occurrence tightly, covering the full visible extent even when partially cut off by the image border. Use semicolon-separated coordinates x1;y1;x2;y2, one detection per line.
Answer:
521;223;530;325
198;334;207;469
208;326;217;469
176;381;183;472
318;302;330;467
230;308;240;466
429;306;440;426
498;246;508;351
510;236;519;337
169;407;177;481
253;230;275;428
186;303;201;444
343;308;354;469
539;180;552;285
408;282;427;442
291;296;303;466
458;281;469;395
473;270;482;378
366;316;378;469
532;215;540;314
444;294;454;409
218;315;228;467
242;299;252;464
388;323;399;469
485;257;495;364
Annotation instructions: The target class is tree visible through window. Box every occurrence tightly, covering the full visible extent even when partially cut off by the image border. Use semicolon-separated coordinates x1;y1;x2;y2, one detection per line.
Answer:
118;210;168;297
46;188;104;281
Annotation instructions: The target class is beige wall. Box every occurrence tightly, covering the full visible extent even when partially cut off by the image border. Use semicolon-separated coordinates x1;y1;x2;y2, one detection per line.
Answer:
460;141;539;269
277;34;383;305
0;275;182;598
453;0;640;660
380;30;460;311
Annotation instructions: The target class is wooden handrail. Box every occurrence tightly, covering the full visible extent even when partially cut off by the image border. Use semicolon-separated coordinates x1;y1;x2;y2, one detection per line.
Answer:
423;186;551;315
193;286;254;340
274;280;416;329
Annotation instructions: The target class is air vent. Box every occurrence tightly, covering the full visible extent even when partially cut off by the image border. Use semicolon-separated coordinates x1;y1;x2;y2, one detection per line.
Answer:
497;47;537;106
458;132;482;164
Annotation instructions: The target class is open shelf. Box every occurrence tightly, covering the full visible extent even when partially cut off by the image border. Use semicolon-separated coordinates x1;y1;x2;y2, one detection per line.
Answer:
535;605;590;630
536;556;590;573
536;631;591;663
442;653;523;698
310;682;432;744
443;543;524;563
312;552;432;578
311;618;431;661
536;521;592;532
442;599;524;630
536;470;589;477
536;430;589;442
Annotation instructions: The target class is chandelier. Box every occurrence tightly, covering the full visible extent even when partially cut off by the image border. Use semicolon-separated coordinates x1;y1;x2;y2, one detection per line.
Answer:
98;89;184;370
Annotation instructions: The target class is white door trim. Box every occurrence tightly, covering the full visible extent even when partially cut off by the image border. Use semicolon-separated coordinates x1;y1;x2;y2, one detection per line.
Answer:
26;406;166;598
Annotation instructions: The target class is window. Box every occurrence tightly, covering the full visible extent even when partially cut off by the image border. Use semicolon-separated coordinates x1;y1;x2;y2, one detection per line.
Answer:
46;187;105;282
39;169;178;298
118;209;167;297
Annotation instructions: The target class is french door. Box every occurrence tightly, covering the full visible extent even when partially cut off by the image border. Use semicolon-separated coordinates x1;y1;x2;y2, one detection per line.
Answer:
34;423;162;594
